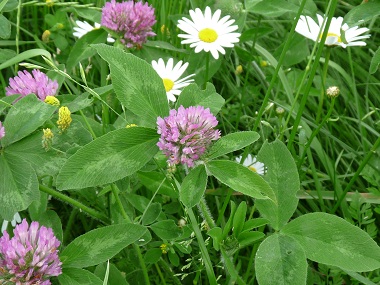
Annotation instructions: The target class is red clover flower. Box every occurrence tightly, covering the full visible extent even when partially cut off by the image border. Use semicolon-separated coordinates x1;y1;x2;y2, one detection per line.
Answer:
6;69;58;101
101;0;156;48
157;106;221;168
0;219;62;284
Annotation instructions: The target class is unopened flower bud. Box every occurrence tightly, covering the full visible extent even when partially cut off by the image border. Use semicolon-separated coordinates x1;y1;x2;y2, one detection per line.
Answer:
235;65;243;75
57;106;72;133
44;95;60;107
326;86;340;98
276;107;285;116
42;128;54;150
42;30;51;42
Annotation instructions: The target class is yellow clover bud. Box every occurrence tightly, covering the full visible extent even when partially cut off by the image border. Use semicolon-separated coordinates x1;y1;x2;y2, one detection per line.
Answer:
57;106;72;133
44;96;60;107
42;128;54;150
42;30;51;42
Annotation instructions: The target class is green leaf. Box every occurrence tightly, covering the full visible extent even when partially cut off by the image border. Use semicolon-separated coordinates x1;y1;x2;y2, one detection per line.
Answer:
144;248;162;264
94;263;128;285
66;29;108;70
180;164;207;208
207;131;259;160
233;201;247;237
0;48;16;63
58;268;103;285
150;220;183;240
2;94;57;147
0;49;52;71
56;127;159;190
138;171;178;198
37;210;63;243
61;223;147;268
0;153;39;220
175;83;225;115
207;227;223;251
142;202;162;226
344;2;380;26
206;160;276;202
238;231;265;248
242;218;269;232
369;46;380;74
255;140;299;231
0;14;11;39
2;0;18;12
282;212;380;272
246;0;299;17
92;44;169;128
255;234;307;285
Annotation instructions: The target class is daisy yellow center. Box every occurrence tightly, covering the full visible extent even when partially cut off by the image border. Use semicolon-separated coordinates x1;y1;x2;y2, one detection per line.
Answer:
321;32;342;43
198;28;218;43
163;78;174;92
248;166;257;172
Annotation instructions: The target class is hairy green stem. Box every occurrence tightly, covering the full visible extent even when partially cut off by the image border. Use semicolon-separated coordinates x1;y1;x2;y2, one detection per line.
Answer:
38;184;110;224
198;197;216;229
187;207;217;285
221;248;246;285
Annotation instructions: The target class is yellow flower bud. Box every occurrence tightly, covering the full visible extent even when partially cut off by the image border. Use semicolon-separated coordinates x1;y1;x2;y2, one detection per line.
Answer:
42;30;51;42
44;96;60;107
235;65;243;75
42;128;54;150
57;106;72;133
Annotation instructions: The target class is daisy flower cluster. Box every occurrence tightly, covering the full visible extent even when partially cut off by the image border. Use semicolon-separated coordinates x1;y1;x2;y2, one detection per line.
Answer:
6;69;58;101
0;219;62;284
151;58;195;102
236;154;266;175
177;6;241;59
157;105;221;168
101;0;156;48
295;14;370;48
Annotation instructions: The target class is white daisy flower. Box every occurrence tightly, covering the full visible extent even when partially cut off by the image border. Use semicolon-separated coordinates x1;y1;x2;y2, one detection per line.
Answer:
73;20;115;43
236;154;266;175
177;6;241;59
151;58;195;102
295;14;370;48
1;212;22;233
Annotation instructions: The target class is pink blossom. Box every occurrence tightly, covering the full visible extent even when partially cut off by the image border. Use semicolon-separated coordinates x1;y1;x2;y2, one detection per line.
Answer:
157;106;220;168
101;0;156;48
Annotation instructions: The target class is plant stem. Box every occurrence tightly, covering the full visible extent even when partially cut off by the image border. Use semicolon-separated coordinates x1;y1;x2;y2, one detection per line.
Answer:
204;52;210;89
198;197;216;229
316;48;331;123
187;207;217;285
79;110;97;139
297;98;336;169
221;248;246;285
110;185;151;285
39;184;110;224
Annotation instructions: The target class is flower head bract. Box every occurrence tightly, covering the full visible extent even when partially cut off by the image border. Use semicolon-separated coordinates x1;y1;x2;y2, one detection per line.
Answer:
177;6;241;59
0;219;62;284
295;14;371;48
157;105;221;168
6;69;59;101
0;121;4;140
151;58;195;102
236;154;266;175
101;0;156;48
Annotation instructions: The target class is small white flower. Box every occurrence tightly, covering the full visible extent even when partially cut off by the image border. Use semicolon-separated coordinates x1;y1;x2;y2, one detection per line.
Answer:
73;20;115;43
295;14;370;48
151;58;195;102
236;154;266;175
1;212;22;233
177;6;241;59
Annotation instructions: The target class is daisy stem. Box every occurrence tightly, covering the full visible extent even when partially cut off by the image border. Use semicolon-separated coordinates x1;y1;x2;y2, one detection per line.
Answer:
204;52;210;89
316;48;331;123
297;98;336;171
187;206;218;285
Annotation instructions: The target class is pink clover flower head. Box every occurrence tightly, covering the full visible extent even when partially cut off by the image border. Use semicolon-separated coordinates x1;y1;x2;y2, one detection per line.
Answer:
157;105;221;168
6;69;58;101
0;219;62;284
101;0;156;48
0;121;4;140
